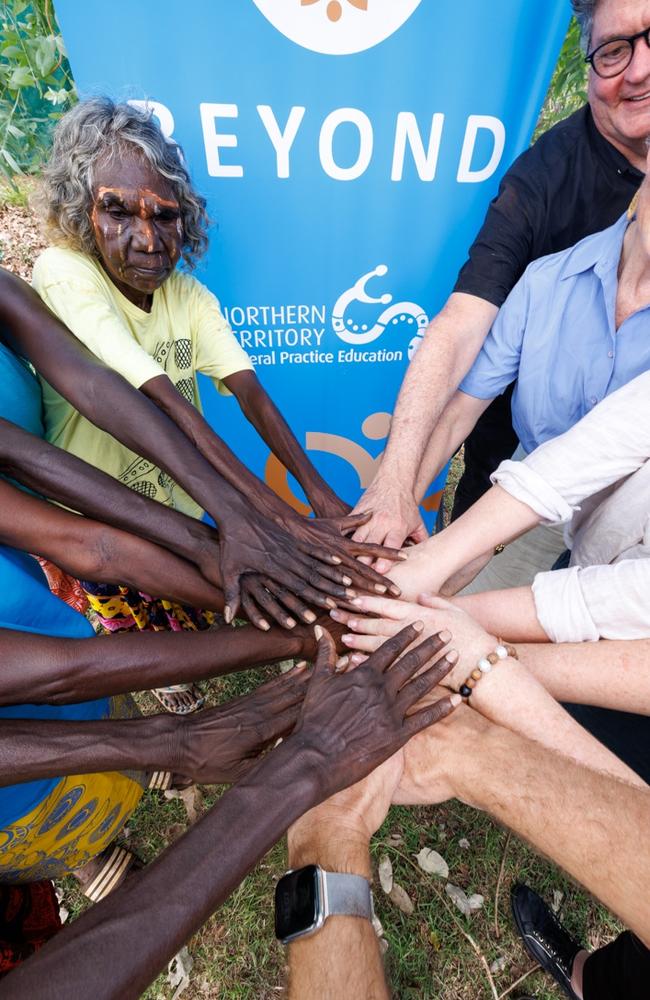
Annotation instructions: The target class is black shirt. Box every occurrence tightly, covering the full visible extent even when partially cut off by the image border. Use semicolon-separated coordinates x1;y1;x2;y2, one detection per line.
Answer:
454;105;643;309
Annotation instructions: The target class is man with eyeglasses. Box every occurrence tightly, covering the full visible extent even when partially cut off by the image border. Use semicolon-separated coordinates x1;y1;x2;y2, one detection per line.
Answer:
352;0;648;542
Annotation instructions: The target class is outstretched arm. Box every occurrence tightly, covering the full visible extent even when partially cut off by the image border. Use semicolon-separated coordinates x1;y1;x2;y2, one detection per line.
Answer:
334;594;643;785
225;369;349;518
0;618;312;705
2;626;457;1000
387;484;545;600
287;754;404;1000
396;703;650;947
0;667;309;786
0;417;220;583
0;477;224;612
350;293;498;550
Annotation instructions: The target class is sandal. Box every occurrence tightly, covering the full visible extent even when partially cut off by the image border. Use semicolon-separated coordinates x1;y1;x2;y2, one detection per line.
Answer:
76;845;143;902
147;771;193;792
151;683;204;715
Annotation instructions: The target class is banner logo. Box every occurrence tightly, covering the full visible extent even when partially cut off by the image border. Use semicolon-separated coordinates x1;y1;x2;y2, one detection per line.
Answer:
332;265;427;355
225;264;427;368
251;0;423;55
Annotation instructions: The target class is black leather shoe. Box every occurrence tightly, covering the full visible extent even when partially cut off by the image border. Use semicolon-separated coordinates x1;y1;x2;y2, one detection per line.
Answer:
511;883;583;1000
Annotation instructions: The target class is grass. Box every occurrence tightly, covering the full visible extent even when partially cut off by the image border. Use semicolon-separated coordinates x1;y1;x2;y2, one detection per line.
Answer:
57;656;622;1000
7;27;615;993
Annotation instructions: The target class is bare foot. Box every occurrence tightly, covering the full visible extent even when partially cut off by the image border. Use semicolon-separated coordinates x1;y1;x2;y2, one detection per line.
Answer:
151;683;204;714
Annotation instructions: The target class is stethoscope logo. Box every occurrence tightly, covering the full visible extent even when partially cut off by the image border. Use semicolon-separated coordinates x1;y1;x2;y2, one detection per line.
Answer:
332;264;428;354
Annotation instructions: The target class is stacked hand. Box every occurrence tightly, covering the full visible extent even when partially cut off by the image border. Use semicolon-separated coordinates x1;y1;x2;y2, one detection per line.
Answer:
174;666;311;784
173;620;460;790
330;593;498;691
350;478;428;567
214;494;408;626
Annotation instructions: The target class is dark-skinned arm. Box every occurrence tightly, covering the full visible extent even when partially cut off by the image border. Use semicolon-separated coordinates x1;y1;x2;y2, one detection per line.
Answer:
225;369;350;518
0;269;399;618
0;416;220;583
2;625;457;1000
0;419;316;630
0;477;226;612
140;373;402;598
0;620;314;705
0;668;310;787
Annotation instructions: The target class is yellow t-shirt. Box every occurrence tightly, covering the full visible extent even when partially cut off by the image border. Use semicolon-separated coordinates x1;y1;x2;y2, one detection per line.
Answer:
32;246;253;519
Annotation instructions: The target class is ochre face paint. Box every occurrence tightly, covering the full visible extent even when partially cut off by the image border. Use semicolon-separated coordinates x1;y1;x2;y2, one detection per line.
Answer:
90;156;184;311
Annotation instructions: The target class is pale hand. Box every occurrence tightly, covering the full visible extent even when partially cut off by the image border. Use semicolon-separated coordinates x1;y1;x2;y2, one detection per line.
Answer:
331;592;497;691
350;477;428;573
289;751;404;857
393;690;490;807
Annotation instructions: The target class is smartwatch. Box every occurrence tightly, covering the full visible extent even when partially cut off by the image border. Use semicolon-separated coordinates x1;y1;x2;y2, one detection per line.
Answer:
274;864;374;944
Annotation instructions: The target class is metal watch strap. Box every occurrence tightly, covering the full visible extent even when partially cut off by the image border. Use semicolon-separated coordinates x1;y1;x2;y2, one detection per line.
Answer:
322;870;373;920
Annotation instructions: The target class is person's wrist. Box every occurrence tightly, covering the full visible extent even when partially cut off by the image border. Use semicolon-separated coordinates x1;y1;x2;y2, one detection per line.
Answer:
450;722;509;808
288;816;372;879
447;633;499;691
462;650;519;709
140;713;183;773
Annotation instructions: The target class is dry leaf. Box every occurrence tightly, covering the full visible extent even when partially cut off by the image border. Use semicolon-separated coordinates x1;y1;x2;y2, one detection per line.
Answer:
389;882;414;915
445;883;471;917
168;946;193;1000
387;833;404;846
165;785;204;824
490;956;507;975
181;785;204;825
415;847;448;879
458;838;470;850
378;855;393;894
552;889;564;913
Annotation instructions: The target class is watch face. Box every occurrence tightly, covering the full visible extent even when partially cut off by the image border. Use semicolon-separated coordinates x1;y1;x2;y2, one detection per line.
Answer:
275;865;320;941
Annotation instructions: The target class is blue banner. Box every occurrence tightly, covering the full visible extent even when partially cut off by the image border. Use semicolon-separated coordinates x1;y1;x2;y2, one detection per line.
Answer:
54;0;569;520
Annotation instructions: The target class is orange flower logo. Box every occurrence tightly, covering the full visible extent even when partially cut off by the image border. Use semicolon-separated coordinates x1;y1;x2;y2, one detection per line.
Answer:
301;0;368;24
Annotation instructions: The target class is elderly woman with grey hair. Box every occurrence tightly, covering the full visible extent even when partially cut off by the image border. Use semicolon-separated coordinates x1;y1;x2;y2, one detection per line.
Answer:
31;97;401;713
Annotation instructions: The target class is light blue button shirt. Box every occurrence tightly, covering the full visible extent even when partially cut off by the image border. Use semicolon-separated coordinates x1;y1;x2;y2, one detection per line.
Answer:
459;213;650;454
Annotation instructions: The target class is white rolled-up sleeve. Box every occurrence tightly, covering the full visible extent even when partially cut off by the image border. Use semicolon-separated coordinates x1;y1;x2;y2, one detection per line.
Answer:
492;460;576;523
533;560;650;643
493;372;650;510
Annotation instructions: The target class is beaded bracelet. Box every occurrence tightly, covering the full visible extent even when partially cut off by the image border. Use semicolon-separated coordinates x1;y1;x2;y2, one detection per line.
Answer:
459;639;518;701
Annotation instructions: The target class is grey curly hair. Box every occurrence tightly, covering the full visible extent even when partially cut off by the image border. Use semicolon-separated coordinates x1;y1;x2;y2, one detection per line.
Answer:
571;0;599;53
36;97;209;269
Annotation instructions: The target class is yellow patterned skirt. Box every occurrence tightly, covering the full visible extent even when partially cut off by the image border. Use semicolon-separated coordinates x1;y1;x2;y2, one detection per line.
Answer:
0;696;146;884
0;771;145;884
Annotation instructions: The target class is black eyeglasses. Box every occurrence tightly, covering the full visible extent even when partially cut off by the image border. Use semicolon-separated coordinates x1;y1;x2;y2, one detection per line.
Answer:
586;26;650;78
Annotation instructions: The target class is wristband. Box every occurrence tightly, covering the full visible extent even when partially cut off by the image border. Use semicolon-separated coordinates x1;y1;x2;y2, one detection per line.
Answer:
459;639;517;701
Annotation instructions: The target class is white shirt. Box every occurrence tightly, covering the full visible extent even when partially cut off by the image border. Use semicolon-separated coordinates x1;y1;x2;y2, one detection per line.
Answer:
491;372;650;642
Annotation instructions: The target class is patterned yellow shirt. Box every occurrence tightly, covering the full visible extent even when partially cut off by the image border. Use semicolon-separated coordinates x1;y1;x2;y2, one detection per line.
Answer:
32;246;252;519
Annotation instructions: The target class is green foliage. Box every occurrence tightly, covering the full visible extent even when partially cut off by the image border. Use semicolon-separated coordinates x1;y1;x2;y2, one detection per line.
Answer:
535;18;588;139
0;0;76;184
